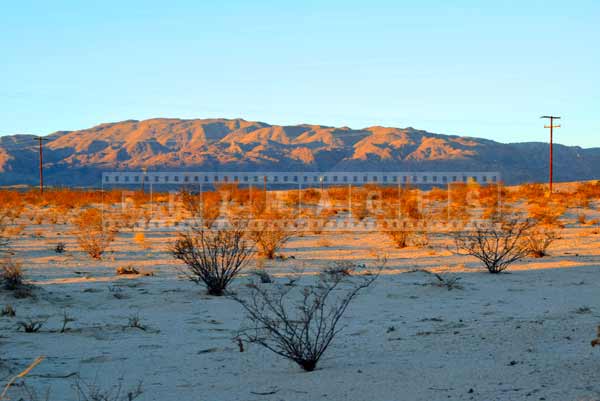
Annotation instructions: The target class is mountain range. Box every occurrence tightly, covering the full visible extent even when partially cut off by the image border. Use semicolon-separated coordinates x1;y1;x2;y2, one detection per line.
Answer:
1;118;599;186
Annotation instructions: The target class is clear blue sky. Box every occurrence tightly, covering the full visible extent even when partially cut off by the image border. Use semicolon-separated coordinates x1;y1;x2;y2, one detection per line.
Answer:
1;1;599;147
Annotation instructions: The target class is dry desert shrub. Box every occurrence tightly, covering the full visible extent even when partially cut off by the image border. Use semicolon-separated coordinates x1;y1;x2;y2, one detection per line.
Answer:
248;188;268;217
426;187;448;203
234;261;382;372
73;208;117;259
423;270;463;290
251;268;273;284
180;189;222;228
379;197;429;248
171;222;254;295
527;200;566;227
1;304;15;317
526;228;558;258
447;183;474;222
384;222;411;248
398;186;423;220
350;189;369;221
284;189;302;208
387;225;429;249
114;208;142;231
327;185;350;201
1;259;23;290
202;191;222;228
73;375;143;401
116;265;140;275
54;242;66;254
17;318;46;333
324;260;356;277
60;310;76;333
453;217;533;273
572;182;600;208
301;188;322;206
516;182;546;201
478;183;507;220
249;211;295;259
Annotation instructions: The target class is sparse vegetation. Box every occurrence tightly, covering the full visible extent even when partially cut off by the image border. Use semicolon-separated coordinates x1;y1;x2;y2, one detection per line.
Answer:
73;208;117;259
17;318;46;333
1;304;15;317
116;265;140;275
171;223;254;295
249;212;294;259
60;310;75;333
1;259;24;290
424;270;463;290
251;269;273;284
453;218;533;273
73;376;143;401
234;261;381;372
526;228;558;258
126;313;147;331
54;242;66;254
181;189;222;228
324;260;356;277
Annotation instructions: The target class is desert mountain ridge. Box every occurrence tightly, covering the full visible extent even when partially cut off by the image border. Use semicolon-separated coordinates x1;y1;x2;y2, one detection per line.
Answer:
0;117;599;186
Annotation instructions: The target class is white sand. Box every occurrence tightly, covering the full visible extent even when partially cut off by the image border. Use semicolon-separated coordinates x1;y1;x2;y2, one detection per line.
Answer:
1;210;600;401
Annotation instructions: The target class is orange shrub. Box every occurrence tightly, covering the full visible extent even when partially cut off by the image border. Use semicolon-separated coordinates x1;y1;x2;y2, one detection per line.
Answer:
73;208;117;259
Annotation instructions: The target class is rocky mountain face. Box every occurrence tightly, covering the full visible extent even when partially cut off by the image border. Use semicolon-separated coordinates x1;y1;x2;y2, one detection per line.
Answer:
0;118;599;186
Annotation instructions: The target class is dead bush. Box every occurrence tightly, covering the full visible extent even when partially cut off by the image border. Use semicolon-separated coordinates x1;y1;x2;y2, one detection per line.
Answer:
17;318;46;333
60;310;76;333
387;228;410;248
526;228;558;258
126;313;147;331
1;304;15;317
251;269;273;284
380;219;428;249
73;375;143;401
249;213;294;259
1;259;24;290
116;265;140;275
234;263;381;372
324;260;356;277
527;200;566;227
453;218;533;273
301;188;321;205
181;189;222;228
73;209;117;259
171;223;254;295
202;191;222;228
423;270;463;290
54;242;66;254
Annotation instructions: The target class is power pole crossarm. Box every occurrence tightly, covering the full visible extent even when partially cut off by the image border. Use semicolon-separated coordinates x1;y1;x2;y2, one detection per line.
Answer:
540;116;561;194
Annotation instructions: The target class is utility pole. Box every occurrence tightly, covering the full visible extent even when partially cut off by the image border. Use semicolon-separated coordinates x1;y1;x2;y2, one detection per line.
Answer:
33;136;48;194
541;116;561;194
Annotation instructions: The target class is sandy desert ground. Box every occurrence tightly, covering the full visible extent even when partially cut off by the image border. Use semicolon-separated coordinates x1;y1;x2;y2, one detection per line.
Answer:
1;189;600;401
